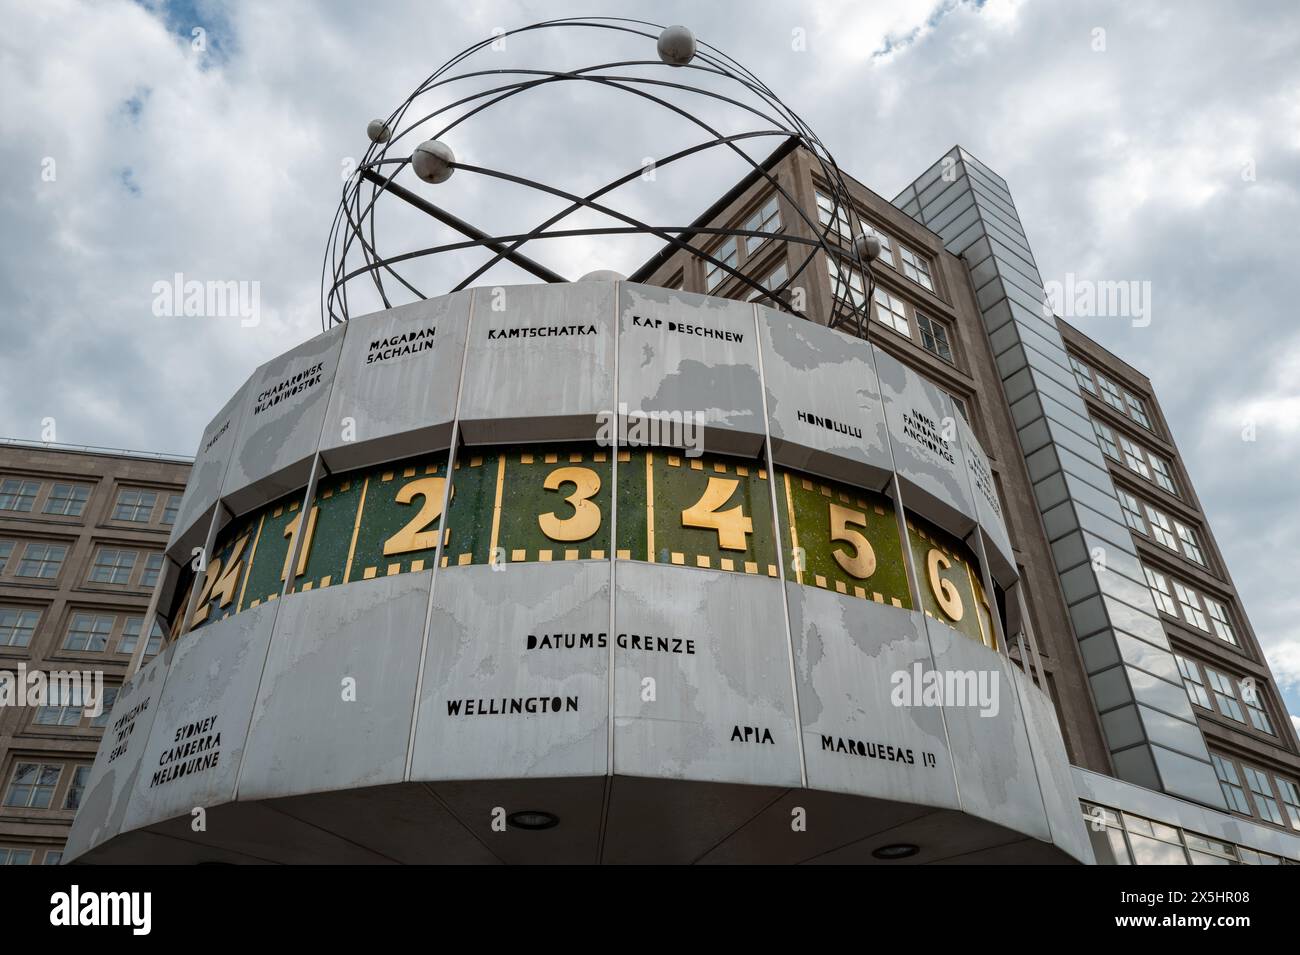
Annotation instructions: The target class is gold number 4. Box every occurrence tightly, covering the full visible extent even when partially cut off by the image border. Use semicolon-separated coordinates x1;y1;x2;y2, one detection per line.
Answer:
538;466;601;542
190;534;249;628
828;503;876;579
385;477;449;556
682;476;752;551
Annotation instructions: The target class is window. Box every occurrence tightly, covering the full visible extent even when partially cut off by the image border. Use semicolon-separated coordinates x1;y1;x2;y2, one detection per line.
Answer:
43;483;90;518
1119;436;1151;478
43;851;62;865
4;762;62;809
815;191;853;242
1070;356;1096;394
1184;832;1240;865
113;488;157;523
1212;754;1250;814
1097;374;1125;411
0;608;40;648
1244;766;1284;826
747;262;789;303
1275;777;1300;830
1093;421;1120;460
871;287;910;336
1175;654;1212;710
872;230;896;268
916;314;953;362
1204;598;1237;646
142;552;164;589
16;542;66;579
0;848;35;865
89;548;137;585
91;687;119;729
1174;522;1204;565
1149;453;1177;495
1118;489;1146;533
0;539;12;571
743;197;781;254
1239;679;1274;734
1144;567;1177;616
34;683;89;727
826;258;867;308
118;617;164;659
63;613;114;652
898;246;934;292
1122;814;1188;865
1173;580;1208;631
63;766;91;811
0;478;40;512
161;494;181;526
1204;667;1244;723
1124;391;1152;429
1144;505;1178;550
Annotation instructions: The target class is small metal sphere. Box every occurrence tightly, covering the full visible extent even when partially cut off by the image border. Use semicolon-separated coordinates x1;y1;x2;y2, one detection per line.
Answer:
577;269;627;282
853;231;882;263
657;25;697;66
412;140;455;184
366;119;392;144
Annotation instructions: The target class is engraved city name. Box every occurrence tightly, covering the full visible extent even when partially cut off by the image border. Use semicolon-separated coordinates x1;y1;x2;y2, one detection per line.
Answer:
486;324;598;339
254;363;324;414
796;409;862;439
366;326;435;364
630;314;744;342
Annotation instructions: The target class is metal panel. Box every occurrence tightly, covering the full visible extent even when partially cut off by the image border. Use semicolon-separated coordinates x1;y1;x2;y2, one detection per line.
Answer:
119;602;277;832
220;325;345;516
612;561;801;787
410;561;610;781
757;304;893;489
167;381;251;559
237;571;433;800
319;293;470;471
61;647;175;861
617;282;765;457
925;617;1051;841
874;344;977;535
790;586;958;809
458;282;615;444
956;413;1016;585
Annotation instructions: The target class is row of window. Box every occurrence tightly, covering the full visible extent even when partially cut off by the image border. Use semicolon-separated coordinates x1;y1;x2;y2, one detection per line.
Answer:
0;846;62;865
825;259;954;363
1117;488;1205;567
1175;653;1275;735
30;684;120;731
814;191;936;293
1093;420;1177;496
1211;753;1300;830
705;196;784;292
0;606;163;657
0;539;163;588
1069;355;1156;434
1082;801;1295;864
1143;565;1237;646
0;478;178;526
3;761;90;811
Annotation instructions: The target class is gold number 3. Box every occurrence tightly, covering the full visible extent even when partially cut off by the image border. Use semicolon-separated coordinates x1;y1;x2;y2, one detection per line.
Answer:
538;467;602;542
828;503;876;579
682;477;752;551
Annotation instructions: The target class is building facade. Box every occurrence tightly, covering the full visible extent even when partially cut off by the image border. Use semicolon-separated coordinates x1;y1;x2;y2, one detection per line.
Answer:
43;142;1300;865
0;441;190;865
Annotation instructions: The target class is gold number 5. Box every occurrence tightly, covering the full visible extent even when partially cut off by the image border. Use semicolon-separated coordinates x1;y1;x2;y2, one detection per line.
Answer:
682;477;752;551
828;503;876;579
538;466;602;542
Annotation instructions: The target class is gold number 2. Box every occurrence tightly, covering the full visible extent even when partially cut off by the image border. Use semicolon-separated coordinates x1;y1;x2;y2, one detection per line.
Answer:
385;477;449;556
682;477;752;551
828;504;876;579
538;467;601;542
926;548;964;621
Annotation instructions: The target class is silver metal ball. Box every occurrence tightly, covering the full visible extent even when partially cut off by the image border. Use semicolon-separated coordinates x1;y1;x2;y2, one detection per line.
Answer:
412;140;455;184
366;119;392;144
657;25;697;66
853;231;883;263
577;269;627;283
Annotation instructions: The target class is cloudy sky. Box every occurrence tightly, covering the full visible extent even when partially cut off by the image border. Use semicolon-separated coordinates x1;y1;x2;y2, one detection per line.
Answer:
3;0;1299;729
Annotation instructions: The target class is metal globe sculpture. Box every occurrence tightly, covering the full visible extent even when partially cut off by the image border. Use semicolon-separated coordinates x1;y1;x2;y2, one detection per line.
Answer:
322;16;876;336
